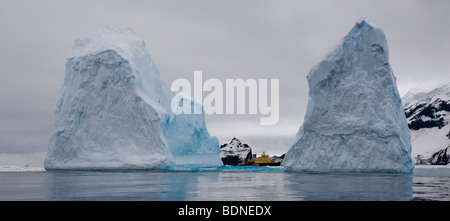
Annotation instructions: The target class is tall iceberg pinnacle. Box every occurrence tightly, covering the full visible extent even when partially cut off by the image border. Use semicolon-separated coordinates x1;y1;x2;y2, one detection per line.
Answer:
44;27;218;170
284;19;414;173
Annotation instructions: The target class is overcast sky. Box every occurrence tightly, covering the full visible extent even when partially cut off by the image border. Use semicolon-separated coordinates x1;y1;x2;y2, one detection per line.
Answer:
0;0;449;165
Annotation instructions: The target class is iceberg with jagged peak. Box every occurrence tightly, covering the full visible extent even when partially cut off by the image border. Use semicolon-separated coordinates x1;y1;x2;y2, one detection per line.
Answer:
44;27;218;170
284;19;414;173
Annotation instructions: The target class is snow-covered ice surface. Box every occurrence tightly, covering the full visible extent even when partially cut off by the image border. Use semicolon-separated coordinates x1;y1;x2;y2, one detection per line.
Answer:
0;166;45;172
44;27;218;170
410;125;450;161
413;165;450;175
284;19;414;173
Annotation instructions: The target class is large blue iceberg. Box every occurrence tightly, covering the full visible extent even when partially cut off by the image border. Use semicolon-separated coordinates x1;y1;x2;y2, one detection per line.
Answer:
44;27;218;170
284;19;414;173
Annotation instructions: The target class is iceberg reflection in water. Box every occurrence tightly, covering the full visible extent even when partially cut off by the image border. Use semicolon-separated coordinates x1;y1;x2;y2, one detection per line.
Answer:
0;171;411;201
283;172;413;201
1;167;449;201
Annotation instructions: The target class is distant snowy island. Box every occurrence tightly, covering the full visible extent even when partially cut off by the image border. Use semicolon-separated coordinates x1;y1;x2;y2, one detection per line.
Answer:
403;83;450;165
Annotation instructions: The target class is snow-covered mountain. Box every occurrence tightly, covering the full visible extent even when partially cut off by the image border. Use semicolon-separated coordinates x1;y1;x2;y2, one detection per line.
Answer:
44;27;218;170
284;19;414;173
403;83;450;165
219;138;253;166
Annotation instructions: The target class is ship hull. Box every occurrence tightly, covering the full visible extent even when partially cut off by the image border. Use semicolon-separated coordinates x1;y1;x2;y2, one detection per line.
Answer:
249;162;281;166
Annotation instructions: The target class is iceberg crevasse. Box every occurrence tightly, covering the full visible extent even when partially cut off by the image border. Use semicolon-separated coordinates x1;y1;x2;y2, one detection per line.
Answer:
44;27;218;170
284;19;414;173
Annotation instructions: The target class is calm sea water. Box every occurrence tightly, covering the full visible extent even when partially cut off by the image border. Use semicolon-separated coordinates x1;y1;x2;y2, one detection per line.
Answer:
0;166;449;201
